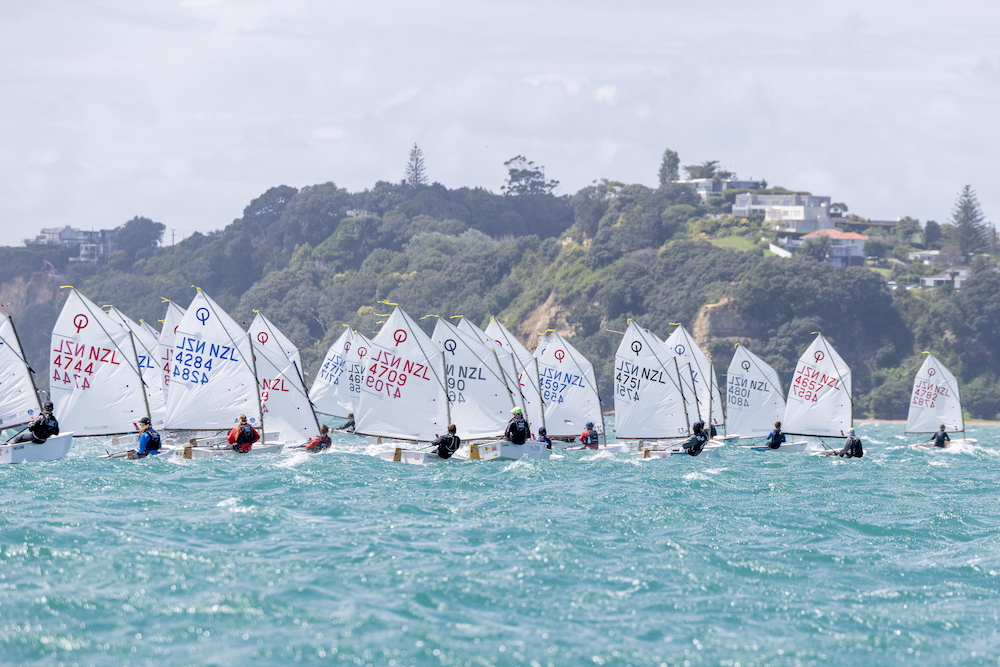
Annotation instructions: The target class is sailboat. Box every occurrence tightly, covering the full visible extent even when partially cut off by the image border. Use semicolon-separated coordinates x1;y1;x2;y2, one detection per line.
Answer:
663;325;727;436
162;289;282;458
907;353;976;449
0;311;73;463
614;322;723;459
484;318;546;437
309;327;372;424
50;288;151;436
726;344;807;453
782;334;852;454
247;311;321;445
355;307;454;464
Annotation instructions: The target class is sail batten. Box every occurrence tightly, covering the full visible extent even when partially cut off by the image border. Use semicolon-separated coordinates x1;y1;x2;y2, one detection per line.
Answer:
905;353;963;434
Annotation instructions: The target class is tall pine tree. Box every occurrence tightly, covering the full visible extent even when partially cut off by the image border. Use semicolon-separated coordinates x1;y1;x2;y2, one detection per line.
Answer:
658;149;679;186
950;185;990;258
404;143;428;187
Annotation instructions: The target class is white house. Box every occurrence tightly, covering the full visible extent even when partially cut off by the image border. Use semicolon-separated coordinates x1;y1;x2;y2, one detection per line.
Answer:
674;177;764;202
908;250;940;264
921;268;970;290
733;192;833;233
24;225;116;263
781;228;867;267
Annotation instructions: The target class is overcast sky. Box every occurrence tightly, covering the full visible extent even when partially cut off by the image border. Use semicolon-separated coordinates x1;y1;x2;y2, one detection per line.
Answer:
1;1;998;246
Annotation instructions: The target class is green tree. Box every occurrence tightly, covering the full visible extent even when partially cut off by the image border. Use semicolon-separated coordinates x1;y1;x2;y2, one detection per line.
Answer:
502;156;558;196
113;216;165;264
683;160;718;179
404;144;428;187
924;220;941;246
863;238;891;259
658;148;679;185
894;216;921;243
830;202;848;217
802;236;830;261
950;185;989;257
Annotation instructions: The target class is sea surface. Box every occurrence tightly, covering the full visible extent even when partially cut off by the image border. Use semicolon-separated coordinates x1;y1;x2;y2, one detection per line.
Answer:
2;421;1000;666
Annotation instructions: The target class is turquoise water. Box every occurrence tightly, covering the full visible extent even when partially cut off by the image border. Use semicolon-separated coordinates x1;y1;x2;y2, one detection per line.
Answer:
3;422;1000;666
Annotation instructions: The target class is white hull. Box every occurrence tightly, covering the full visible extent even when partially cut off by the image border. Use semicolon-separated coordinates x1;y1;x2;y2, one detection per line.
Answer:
909;438;978;450
164;442;284;460
0;432;74;464
378;448;440;465
715;434;740;443
632;439;725;460
561;443;630;453
498;442;552;461
741;440;809;454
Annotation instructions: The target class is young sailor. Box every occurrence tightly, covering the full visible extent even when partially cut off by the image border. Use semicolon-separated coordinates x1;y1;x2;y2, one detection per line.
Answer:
683;421;710;457
504;407;530;445
430;424;462;459
128;417;161;460
766;421;786;449
13;401;59;444
579;422;600;450
835;429;864;458
932;424;950;448
227;414;260;453
305;424;333;452
536;426;552;449
338;412;356;433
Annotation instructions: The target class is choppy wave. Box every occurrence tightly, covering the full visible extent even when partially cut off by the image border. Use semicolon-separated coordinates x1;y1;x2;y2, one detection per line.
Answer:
2;421;1000;664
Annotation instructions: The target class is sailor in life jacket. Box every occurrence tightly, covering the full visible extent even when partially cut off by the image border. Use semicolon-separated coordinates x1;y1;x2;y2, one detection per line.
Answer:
128;416;162;460
536;426;553;449
766;421;786;450
835;429;864;458
305;424;333;452
579;422;600;449
14;401;59;444
932;424;951;448
683;421;710;456
504;407;531;445
431;424;462;459
227;414;260;453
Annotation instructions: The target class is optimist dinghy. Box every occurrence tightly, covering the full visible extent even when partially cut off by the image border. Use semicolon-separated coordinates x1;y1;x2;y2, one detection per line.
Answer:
905;353;976;450
780;334;853;454
0;311;75;464
725;344;808;453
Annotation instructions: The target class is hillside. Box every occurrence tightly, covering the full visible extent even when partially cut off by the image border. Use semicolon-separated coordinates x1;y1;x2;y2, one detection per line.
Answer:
5;175;1000;421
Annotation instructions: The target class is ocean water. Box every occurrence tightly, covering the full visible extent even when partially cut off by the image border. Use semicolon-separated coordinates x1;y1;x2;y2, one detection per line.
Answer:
2;422;1000;666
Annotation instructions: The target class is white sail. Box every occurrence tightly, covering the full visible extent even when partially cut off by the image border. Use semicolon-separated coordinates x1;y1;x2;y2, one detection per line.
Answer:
309;327;354;417
784;334;852;437
355;307;450;441
164;290;261;432
663;325;724;428
107;307;168;429
253;337;319;443
613;321;688;439
50;289;149;435
249;311;302;369
906;353;963;434
156;301;186;401
533;332;603;437
484;318;545;432
140;320;160;338
725;345;785;437
0;313;42;429
432;318;512;439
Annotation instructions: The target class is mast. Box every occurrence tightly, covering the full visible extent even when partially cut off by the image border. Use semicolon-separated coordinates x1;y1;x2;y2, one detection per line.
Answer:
708;361;714;438
493;348;518;411
128;330;152;422
674;357;691;435
442;351;451;427
687;362;702;421
534;357;547;433
249;331;265;444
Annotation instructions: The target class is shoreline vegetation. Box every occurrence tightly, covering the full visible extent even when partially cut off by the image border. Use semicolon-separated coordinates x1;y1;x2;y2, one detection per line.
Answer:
3;152;998;422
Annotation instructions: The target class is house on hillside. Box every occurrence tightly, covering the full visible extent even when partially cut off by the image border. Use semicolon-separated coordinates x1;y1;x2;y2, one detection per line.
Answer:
675;177;765;202
921;268;970;290
908;250;940;264
23;225;115;263
780;228;868;267
733;192;832;233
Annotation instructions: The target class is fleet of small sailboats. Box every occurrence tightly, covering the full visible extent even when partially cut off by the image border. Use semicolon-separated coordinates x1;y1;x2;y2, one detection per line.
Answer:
0;285;990;465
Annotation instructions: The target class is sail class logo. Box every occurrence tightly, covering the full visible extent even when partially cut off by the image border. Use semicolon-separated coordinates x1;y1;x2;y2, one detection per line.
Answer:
554;349;565;363
928;368;936;377
443;339;457;355
631;341;642;356
814;351;825;363
257;332;269;344
674;344;686;355
73;314;88;333
393;330;407;346
195;308;210;325
741;360;751;371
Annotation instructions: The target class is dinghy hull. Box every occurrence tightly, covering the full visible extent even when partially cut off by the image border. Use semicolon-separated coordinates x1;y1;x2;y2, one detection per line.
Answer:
0;432;73;464
632;440;724;460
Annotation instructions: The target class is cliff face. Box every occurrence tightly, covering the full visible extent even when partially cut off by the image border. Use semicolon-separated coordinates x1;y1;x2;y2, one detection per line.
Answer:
0;272;60;318
692;298;755;348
